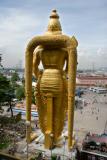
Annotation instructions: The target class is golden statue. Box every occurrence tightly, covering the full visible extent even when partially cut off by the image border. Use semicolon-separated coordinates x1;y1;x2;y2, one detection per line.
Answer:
25;10;78;150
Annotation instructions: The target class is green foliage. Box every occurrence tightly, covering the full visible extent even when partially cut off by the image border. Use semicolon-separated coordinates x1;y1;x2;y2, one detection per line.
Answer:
15;112;22;122
15;85;36;104
51;154;57;160
0;74;15;117
16;86;25;100
30;152;43;160
0;116;15;124
11;71;20;82
0;137;10;149
0;73;36;114
10;71;20;89
0;74;10;103
30;158;35;160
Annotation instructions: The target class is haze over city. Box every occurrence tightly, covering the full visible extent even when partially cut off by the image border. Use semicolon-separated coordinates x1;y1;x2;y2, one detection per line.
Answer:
0;0;107;69
0;1;107;159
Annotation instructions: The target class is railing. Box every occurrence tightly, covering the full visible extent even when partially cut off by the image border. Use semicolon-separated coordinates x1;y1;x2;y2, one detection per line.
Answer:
0;152;21;160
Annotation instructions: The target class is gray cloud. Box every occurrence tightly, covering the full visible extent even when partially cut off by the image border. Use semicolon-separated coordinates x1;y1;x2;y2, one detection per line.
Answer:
78;47;107;69
0;0;107;69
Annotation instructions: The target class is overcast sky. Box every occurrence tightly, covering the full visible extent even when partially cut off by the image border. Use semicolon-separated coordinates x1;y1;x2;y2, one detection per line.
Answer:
0;0;107;69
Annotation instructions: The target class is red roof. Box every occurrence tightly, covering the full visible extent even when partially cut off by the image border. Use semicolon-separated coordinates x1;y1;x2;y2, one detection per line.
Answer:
89;134;107;144
77;76;107;80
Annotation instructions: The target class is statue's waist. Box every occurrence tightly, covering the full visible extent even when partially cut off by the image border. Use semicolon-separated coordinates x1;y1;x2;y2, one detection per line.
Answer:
40;69;63;93
43;69;62;74
41;69;62;82
44;64;58;68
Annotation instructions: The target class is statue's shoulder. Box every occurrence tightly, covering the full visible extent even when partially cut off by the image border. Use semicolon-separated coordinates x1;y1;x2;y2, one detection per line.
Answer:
71;36;78;47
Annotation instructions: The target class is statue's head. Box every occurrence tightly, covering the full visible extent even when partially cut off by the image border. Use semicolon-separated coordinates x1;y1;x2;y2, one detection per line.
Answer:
45;10;62;35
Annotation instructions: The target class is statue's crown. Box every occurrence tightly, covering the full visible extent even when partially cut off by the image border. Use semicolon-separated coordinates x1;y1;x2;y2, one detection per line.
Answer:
45;10;62;35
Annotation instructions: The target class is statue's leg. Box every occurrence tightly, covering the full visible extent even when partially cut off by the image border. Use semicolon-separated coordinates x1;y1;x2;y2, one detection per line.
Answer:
44;93;53;149
53;94;66;145
36;94;47;133
36;83;54;149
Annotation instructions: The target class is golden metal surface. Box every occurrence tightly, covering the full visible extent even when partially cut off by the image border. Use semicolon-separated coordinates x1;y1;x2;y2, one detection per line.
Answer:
25;10;78;149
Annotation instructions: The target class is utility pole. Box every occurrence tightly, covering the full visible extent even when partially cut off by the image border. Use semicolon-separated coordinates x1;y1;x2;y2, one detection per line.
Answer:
92;62;95;73
0;54;2;67
0;54;4;71
104;120;107;134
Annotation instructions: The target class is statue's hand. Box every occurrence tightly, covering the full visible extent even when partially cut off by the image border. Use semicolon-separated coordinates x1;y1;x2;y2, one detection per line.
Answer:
39;70;43;75
38;70;43;78
62;70;67;79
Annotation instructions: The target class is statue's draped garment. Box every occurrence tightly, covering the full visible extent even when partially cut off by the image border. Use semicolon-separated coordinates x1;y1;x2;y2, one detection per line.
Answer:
33;47;68;142
25;10;78;149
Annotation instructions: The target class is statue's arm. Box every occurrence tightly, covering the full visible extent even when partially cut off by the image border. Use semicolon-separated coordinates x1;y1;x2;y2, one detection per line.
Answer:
63;51;68;77
33;51;40;79
65;57;68;74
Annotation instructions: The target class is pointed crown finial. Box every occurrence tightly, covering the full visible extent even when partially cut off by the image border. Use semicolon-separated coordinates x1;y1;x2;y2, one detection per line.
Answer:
45;9;62;35
50;9;59;18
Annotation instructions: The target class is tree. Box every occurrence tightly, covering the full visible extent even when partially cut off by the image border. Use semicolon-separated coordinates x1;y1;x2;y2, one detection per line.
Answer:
0;53;3;69
5;88;15;117
16;86;25;101
0;73;15;117
16;84;36;104
11;71;20;82
11;71;20;89
0;74;10;104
